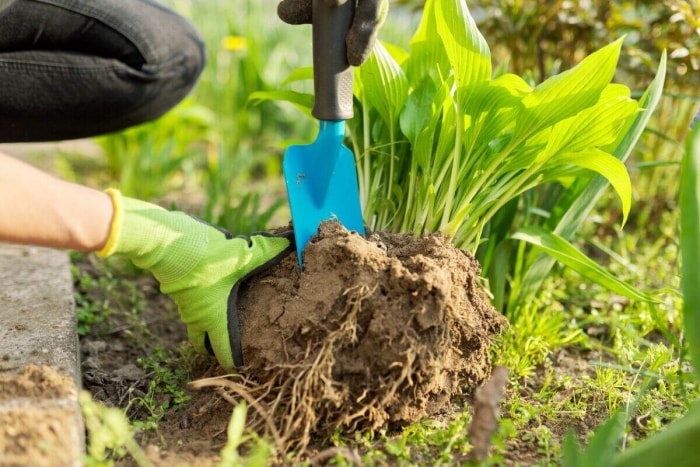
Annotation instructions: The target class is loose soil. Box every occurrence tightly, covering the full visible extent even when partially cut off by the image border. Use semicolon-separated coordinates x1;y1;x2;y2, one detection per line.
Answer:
0;365;80;467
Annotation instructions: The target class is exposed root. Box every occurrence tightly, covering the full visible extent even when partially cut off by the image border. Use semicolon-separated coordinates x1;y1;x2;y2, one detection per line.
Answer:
189;376;285;453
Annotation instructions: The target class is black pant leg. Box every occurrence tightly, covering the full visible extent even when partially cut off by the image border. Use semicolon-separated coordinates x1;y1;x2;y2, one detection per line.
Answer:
0;0;206;142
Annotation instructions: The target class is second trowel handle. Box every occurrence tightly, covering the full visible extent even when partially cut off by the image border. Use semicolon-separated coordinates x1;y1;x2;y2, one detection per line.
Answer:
312;0;355;121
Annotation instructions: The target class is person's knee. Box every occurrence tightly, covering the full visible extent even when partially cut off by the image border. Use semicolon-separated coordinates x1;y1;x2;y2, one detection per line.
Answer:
139;32;206;120
121;3;208;124
143;10;207;93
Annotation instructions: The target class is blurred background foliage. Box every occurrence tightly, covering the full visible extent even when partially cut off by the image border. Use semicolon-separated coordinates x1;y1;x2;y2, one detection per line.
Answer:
397;0;699;90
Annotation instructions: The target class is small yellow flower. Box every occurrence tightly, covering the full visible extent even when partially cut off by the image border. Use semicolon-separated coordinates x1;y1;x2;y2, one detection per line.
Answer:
221;35;248;52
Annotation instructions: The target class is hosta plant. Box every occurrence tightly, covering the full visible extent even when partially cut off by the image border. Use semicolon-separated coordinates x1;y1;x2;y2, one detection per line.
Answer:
253;0;664;310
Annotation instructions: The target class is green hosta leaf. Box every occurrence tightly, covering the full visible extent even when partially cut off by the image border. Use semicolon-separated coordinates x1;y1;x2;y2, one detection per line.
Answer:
360;41;408;127
544;148;632;225
541;88;639;160
513;52;666;308
248;90;313;116
435;0;491;90
280;66;313;86
384;42;410;66
681;122;700;382
459;73;530;152
400;76;437;145
512;226;658;303
512;38;624;142
405;0;449;84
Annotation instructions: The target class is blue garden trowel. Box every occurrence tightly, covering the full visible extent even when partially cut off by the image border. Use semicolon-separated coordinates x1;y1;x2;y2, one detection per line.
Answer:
283;0;366;269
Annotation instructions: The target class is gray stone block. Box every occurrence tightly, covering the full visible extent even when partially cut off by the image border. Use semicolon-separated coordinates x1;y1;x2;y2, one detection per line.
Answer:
0;244;84;466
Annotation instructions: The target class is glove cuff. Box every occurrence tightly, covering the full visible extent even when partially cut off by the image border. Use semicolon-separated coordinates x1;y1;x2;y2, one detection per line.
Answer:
96;188;123;258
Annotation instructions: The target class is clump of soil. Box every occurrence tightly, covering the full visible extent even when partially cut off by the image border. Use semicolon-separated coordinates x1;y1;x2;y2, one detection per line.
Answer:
0;364;76;401
196;221;507;452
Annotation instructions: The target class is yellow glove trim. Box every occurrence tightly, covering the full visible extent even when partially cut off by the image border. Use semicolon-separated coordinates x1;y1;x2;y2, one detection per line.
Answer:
96;188;123;258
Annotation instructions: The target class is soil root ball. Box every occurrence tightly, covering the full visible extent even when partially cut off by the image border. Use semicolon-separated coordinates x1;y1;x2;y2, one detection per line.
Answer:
217;221;507;450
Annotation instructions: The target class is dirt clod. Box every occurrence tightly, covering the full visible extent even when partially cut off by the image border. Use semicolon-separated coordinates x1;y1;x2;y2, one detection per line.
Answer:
0;365;80;466
197;221;507;453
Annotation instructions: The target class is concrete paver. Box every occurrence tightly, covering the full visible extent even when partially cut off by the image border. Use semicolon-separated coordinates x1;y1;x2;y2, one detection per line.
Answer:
0;243;83;466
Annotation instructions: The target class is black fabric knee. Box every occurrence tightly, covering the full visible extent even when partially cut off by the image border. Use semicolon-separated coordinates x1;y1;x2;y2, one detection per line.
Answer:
0;0;206;142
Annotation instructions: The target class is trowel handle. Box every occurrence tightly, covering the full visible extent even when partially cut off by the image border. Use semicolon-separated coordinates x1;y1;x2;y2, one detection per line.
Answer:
312;0;355;121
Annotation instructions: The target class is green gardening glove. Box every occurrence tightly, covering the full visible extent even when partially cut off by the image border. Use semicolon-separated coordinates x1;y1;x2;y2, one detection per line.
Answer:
98;189;294;371
277;0;389;66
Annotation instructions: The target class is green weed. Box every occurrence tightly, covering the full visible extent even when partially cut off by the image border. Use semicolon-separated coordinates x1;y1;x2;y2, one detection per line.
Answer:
80;390;152;467
71;254;147;336
494;294;585;380
218;402;274;467
128;345;195;435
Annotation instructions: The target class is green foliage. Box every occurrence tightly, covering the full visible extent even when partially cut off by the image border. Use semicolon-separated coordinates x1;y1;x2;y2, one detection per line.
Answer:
435;0;699;91
164;0;310;231
71;255;147;336
509;53;667;313
562;408;628;467
201;157;286;234
559;108;700;467
512;226;656;303
73;264;112;336
218;402;274;467
681;121;700;381
80;391;151;467
137;347;192;408
493;299;585;380
97;99;216;200
347;412;477;464
129;346;194;432
612;400;700;467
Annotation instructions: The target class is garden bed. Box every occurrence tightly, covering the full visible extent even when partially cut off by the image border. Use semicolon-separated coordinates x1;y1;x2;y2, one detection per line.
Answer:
76;221;510;464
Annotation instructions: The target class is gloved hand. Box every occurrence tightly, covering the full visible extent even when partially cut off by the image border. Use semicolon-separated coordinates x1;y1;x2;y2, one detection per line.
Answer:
277;0;389;66
98;189;294;371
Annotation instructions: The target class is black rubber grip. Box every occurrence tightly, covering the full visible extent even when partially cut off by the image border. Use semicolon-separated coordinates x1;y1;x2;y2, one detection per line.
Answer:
312;0;355;121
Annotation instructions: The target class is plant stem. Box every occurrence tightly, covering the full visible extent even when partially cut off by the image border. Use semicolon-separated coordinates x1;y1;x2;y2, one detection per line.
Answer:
441;102;463;230
459;138;519;220
387;122;396;202
362;100;371;211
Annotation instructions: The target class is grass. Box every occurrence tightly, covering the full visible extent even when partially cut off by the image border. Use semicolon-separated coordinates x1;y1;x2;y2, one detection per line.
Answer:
71;253;148;337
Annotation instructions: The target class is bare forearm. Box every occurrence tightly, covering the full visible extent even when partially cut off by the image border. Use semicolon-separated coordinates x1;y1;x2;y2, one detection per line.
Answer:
0;152;113;251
